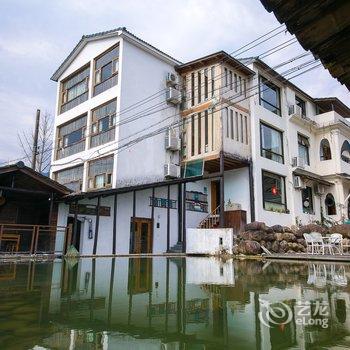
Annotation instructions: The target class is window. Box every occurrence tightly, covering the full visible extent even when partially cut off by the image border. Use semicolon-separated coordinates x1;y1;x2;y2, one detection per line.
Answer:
341;140;350;163
211;66;215;96
239;76;242;95
198;112;201;154
234;73;238;92
244;116;248;145
94;45;119;96
259;75;281;116
204;69;208;99
55;165;84;192
325;193;336;215
298;134;310;165
235;112;239;141
224;68;228;87
262;171;287;212
204;110;208;151
230;110;234;139
191;72;195;106
198;72;202;103
302;186;314;214
191;115;195;156
60;66;90;113
90;99;117;148
225;108;229;138
229;70;233;90
295;96;306;117
320;139;332;160
260;122;284;163
88;155;114;189
56;115;87;159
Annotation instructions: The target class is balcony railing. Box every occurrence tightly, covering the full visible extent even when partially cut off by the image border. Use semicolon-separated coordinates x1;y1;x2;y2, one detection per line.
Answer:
60;91;88;114
90;127;116;148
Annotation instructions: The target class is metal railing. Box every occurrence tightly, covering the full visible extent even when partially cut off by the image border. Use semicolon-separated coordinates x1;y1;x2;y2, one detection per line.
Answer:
0;224;69;255
198;205;221;229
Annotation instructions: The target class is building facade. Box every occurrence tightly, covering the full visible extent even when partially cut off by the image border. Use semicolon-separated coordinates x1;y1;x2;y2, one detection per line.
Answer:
50;28;350;255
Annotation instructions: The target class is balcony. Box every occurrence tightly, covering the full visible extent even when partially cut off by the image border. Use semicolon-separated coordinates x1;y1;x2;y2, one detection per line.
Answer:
56;139;86;160
60;91;88;114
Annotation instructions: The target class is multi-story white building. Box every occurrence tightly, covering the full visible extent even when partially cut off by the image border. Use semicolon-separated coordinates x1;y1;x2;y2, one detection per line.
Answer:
50;28;350;256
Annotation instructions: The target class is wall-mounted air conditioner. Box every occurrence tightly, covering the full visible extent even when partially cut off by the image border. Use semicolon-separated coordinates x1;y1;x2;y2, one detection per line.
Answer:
164;163;180;179
292;156;305;168
166;72;178;86
165;129;180;151
166;87;181;105
289;105;303;117
314;183;325;195
293;176;304;189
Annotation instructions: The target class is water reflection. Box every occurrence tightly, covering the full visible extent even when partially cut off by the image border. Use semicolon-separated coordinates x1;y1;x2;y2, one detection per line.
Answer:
0;258;350;349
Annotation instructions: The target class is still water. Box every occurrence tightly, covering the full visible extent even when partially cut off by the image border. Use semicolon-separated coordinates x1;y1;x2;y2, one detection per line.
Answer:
0;257;350;350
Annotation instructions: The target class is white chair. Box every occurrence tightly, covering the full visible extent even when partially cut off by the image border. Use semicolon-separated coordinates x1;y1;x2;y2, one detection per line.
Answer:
330;233;343;255
304;233;316;254
310;232;325;254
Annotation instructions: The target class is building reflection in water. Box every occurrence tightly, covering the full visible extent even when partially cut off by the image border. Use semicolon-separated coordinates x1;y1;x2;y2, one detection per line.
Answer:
0;258;349;349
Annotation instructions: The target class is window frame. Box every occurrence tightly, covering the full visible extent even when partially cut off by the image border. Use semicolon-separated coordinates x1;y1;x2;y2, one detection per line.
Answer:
260;122;284;164
302;186;314;214
298;133;310;165
262;170;287;212
295;95;306;117
259;75;281;116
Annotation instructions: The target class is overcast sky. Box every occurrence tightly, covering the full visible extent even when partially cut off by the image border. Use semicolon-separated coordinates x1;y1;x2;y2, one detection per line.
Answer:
0;0;349;165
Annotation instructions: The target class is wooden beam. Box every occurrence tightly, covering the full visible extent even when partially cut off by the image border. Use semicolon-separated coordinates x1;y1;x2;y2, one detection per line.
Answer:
72;200;78;248
177;183;182;243
219;152;225;228
182;183;186;252
167;185;170;252
92;196;101;255
0;186;50;196
249;162;255;222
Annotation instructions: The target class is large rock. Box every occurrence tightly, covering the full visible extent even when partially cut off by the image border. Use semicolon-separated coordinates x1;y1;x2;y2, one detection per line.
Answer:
297;224;327;235
274;232;283;241
329;224;350;238
281;232;297;242
244;221;267;232
279;240;288;252
271;241;279;253
244;230;265;241
237;240;262;255
271;224;284;233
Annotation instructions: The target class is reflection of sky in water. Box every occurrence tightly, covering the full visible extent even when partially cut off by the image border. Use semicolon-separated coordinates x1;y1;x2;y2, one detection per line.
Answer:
0;258;349;349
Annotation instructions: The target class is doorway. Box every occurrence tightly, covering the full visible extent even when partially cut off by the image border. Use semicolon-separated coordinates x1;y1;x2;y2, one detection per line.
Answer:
130;218;153;254
67;216;81;252
211;180;221;211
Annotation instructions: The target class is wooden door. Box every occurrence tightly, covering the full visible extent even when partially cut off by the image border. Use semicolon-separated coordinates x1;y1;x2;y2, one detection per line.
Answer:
211;180;220;211
131;218;153;254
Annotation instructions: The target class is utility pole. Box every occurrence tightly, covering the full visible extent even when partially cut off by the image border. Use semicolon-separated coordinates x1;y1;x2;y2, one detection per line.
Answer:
31;109;40;170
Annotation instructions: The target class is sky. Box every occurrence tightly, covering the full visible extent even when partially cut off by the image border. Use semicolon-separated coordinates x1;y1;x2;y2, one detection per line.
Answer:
0;0;349;165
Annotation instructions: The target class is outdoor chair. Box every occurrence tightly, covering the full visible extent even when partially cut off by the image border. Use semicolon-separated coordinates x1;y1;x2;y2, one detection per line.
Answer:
304;233;318;254
330;233;343;255
330;265;347;286
310;232;327;254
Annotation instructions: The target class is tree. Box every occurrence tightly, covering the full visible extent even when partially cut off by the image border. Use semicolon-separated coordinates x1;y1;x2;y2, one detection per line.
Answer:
18;112;53;173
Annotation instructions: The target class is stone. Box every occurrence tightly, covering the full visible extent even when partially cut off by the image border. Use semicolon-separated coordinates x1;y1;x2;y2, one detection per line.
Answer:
237;240;262;255
282;232;296;242
244;221;267;232
265;233;275;242
329;224;350;238
297;238;306;247
280;240;288;252
283;226;294;233
275;232;283;241
297;224;327;235
271;224;284;233
245;230;265;241
271;241;279;253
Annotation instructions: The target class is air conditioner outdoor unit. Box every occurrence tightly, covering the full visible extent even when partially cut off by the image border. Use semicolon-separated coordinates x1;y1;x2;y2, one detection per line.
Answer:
166;87;181;105
165;129;180;151
292;156;305;168
314;183;325;195
164;163;180;179
166;72;178;86
289;104;303;117
293;176;304;189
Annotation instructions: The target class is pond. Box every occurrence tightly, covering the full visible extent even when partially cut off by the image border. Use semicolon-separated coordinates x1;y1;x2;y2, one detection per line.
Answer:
0;257;350;349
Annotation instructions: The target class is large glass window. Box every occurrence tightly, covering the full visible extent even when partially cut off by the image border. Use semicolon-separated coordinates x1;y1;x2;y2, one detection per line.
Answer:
341;140;350;163
298;134;310;165
325;193;336;215
260;122;284;163
302;186;314;214
90;99;117;148
262;171;286;212
88;155;114;190
55;165;84;192
320;138;332;160
295;96;306;117
259;76;281;116
60;66;90;113
94;45;119;96
56;115;87;159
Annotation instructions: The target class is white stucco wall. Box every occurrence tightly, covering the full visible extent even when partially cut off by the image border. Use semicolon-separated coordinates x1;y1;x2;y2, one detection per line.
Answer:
186;228;234;255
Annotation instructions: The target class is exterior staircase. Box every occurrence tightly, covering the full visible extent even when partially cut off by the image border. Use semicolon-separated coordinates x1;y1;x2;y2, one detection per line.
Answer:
168;241;183;253
198;206;221;229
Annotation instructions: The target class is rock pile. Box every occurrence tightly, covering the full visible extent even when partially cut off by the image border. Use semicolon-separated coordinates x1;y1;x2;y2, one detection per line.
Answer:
233;221;350;255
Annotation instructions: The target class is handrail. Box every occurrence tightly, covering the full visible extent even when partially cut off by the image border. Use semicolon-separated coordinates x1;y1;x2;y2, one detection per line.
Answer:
198;205;220;229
